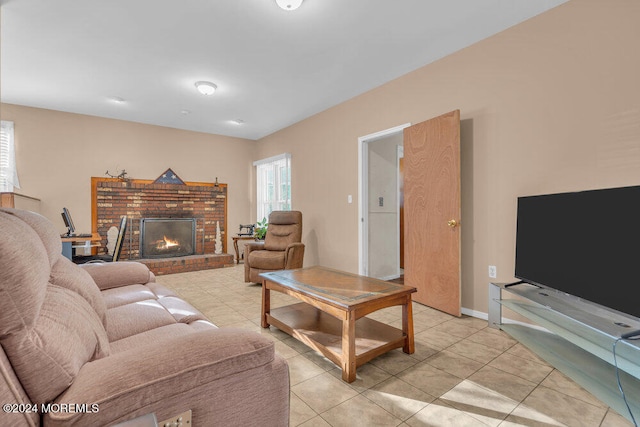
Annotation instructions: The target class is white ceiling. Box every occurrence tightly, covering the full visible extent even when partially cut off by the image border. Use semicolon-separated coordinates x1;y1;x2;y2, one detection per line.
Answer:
0;0;566;140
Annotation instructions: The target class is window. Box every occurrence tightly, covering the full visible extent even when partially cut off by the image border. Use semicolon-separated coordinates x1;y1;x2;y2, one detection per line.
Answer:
0;121;20;192
254;153;291;221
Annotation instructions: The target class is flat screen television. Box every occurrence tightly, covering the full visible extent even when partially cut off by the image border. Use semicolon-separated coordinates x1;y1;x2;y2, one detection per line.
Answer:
61;207;76;236
515;185;639;320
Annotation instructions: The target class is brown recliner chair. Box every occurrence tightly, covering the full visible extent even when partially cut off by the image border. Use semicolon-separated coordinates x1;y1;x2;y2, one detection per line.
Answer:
244;211;305;283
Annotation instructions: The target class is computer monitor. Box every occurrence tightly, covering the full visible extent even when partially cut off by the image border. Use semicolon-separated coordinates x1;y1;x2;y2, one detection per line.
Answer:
61;207;76;237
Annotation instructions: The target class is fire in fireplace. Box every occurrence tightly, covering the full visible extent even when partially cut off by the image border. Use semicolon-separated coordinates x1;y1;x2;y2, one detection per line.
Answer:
140;218;196;259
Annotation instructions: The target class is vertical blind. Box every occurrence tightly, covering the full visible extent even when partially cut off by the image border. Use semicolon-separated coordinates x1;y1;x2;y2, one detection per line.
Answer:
254;153;291;221
0;121;20;192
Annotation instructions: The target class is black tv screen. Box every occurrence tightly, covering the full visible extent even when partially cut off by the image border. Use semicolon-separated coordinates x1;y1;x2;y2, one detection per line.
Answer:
515;185;639;319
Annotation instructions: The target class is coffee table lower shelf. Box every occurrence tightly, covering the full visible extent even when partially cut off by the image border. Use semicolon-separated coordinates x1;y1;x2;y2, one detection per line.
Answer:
267;302;407;372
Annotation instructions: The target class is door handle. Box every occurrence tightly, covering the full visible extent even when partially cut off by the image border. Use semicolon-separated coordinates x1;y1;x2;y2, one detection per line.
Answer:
447;219;459;228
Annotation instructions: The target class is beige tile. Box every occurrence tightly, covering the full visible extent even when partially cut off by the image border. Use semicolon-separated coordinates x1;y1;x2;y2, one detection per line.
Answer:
447;338;504;364
539;370;606;408
300;350;338;372
396;361;463;398
320;394;403;427
467;328;518;352
439;379;519;426
414;328;463;352
406;399;493;427
290;392;318;426
287;354;326;385
424;349;484;379
362;377;434;421
292;372;359;414
600;409;635;427
274;339;303;360
370;349;421;375
431;319;482;339
508;386;608;427
406;340;440;362
466;365;537;402
156;266;621;427
326;362;392;392
506;342;550;365
488;352;553;384
298;416;332;427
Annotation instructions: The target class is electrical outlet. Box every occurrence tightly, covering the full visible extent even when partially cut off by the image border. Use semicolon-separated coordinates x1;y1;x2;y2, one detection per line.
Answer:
488;265;497;278
158;410;191;427
488;265;497;279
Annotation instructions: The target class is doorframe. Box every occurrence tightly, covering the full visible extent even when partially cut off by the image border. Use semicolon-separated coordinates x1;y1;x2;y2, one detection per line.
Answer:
358;123;411;276
397;144;404;272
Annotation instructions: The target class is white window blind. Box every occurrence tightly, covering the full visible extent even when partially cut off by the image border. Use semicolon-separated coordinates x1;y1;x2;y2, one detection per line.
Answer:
0;121;20;192
254;153;291;221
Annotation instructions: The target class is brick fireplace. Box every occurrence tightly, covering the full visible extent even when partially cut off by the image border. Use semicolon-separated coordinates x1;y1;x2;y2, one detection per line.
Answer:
91;176;234;275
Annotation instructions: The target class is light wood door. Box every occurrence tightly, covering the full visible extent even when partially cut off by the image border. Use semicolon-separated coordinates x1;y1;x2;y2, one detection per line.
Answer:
399;157;405;269
403;110;461;316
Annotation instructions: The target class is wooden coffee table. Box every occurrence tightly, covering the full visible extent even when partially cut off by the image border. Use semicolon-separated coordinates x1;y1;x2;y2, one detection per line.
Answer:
260;266;416;382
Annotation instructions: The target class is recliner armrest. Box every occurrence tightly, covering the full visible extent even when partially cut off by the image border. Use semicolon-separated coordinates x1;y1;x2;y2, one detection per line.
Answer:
284;242;305;269
80;261;154;290
45;329;286;426
244;241;264;255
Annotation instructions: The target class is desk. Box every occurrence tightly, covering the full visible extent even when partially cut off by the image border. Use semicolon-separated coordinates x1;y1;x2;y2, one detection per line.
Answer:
61;233;101;260
232;235;255;264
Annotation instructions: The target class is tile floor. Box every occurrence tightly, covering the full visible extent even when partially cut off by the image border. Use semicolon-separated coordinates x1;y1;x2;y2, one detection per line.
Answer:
155;265;634;427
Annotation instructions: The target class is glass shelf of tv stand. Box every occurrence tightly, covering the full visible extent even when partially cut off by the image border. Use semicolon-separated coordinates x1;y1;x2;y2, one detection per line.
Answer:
490;282;640;423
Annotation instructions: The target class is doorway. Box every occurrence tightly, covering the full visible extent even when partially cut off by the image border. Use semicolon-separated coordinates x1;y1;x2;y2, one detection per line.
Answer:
358;123;410;279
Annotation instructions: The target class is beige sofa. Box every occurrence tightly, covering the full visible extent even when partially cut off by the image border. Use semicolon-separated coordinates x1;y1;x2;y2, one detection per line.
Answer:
0;208;289;426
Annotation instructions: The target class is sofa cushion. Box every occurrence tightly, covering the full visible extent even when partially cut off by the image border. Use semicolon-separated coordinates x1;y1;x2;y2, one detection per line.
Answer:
109;322;216;354
2;285;110;403
50;257;108;326
101;284;159;309
106;300;178;342
0;209;110;403
248;250;286;270
81;261;153;291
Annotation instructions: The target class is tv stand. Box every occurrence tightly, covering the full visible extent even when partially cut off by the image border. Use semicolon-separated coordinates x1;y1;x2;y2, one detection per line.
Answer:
489;282;640;424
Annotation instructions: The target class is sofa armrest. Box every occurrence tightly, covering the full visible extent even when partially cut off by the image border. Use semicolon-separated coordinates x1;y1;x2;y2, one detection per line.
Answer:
79;261;154;290
46;328;289;427
284;242;305;269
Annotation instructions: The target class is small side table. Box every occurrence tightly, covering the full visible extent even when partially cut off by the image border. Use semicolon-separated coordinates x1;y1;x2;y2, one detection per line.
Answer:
233;235;255;264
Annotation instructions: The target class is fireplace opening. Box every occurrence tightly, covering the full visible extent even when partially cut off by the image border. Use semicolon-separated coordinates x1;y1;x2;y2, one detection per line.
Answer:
140;218;196;259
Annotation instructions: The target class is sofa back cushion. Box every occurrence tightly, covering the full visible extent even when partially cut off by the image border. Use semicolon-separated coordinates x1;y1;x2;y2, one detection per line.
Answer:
264;211;302;251
0;209;110;403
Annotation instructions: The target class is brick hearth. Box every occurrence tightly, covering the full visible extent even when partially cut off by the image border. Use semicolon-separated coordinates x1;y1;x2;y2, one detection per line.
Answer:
138;254;233;276
92;176;234;275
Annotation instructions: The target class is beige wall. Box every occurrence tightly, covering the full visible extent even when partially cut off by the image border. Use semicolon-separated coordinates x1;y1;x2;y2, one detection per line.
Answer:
0;104;257;251
2;0;639;317
256;0;640;315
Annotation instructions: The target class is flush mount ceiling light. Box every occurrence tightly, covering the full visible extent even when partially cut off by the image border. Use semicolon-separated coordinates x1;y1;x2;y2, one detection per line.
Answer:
195;81;217;95
276;0;303;11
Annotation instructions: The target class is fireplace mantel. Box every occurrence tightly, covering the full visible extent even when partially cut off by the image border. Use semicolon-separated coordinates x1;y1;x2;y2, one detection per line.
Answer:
91;176;229;265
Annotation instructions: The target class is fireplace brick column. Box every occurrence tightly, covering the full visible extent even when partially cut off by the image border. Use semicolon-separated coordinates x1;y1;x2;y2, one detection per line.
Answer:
92;177;229;265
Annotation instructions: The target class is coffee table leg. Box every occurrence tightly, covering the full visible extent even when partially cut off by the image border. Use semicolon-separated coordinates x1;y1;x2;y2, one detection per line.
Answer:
261;280;271;328
402;298;415;354
342;311;356;382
